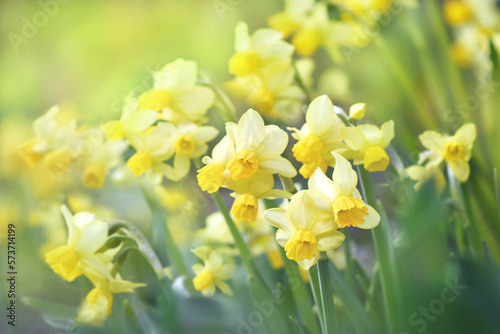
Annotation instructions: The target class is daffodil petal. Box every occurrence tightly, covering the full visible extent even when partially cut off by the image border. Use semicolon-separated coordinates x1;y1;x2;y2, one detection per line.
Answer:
264;208;295;235
306;95;336;136
358;205;380;229
317;230;345;251
309;168;337;202
331;152;358;196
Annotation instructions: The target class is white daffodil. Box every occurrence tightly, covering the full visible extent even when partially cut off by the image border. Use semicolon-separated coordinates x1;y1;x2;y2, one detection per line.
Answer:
102;95;158;142
228;22;294;78
418;123;476;182
191;246;236;297
197;134;236;193
264;190;345;270
45;205;109;282
225;170;291;222
138;59;215;124
406;164;446;193
341;120;395;172
225;109;296;181
308;152;380;229
289;95;346;178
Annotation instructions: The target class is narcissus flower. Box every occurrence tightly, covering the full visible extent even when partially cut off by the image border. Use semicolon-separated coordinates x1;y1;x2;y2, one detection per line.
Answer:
341;119;395;172
225;170;291;222
138;59;215;123
289;95;346;178
102;95;158;141
443;0;472;26
406;164;446;193
197;135;235;193
418;123;476;182
308;153;380;229
45;206;109;282
264;190;345;270
191;246;236;297
228;22;293;78
225;109;296;181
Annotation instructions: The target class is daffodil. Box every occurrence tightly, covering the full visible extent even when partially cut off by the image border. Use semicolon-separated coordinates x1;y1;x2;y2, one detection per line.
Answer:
197;134;235;193
443;0;472;27
162;122;219;181
341;119;395;172
228;22;293;78
227;61;305;119
264;190;345;270
406;164;446;193
225;109;296;181
289;95;346;178
418;123;476;182
225;170;291;222
138;59;215;124
76;265;145;326
45;206;109;282
102;95;158;141
308;152;380;230
191;246;236;297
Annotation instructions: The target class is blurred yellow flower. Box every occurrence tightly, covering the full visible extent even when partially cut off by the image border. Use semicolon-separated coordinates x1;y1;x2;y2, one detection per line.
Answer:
406;164;446;193
308;153;380;229
191;246;236;297
264;190;345;270
418;123;476;182
138;59;215;124
197;135;235;193
341;119;395;172
444;0;472;26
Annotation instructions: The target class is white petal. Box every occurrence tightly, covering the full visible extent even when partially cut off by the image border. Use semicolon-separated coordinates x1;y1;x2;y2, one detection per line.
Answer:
379;120;395;148
297;253;320;270
341;127;368;151
419;131;446;154
125;109;158;132
259;154;297;177
276;228;291;247
454;123;476;147
74;221;108;255
254;125;288;156
215;281;234;296
331;152;358;196
317;230;345;251
264;208;295;235
191;126;219;143
306;95;335;136
237;109;265;150
308;169;337;202
155;59;196;91
171;86;215;121
448;159;470;182
234;22;250;52
358;205;380;229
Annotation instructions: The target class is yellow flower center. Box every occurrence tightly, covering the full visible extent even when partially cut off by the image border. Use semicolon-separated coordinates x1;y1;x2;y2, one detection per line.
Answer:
227;150;259;180
292;134;324;164
127;151;153;176
45;245;82;282
83;162;106;189
45;149;72;175
174;135;195;155
266;249;285;270
284;230;318;261
229;51;260;77
17;139;43;168
443;0;472;26
443;141;463;161
102;120;125;140
332;196;369;228
197;163;226;193
231;194;259;222
299;157;328;179
138;89;172;112
249;88;275;115
85;288;113;315
193;270;214;292
267;12;299;39
450;42;471;68
364;146;390;172
292;29;321;57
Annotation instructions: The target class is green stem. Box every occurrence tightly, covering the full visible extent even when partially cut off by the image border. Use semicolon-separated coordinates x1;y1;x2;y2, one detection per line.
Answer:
357;167;399;334
292;59;311;102
317;258;338;334
344;229;354;288
309;266;326;334
211;191;254;274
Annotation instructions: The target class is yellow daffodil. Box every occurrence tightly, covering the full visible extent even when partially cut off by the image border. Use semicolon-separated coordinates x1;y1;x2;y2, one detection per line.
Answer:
341;119;395;172
308;152;380;229
289;95;346;178
225;170;291;222
76;265;145;326
444;0;472;26
138;59;215;123
264;190;345;270
45;206;109;282
228;22;293;78
227;62;306;119
418;123;476;182
191;246;236;297
225;109;296;181
102;95;158;141
197;135;235;193
349;103;366;120
406;164;446;193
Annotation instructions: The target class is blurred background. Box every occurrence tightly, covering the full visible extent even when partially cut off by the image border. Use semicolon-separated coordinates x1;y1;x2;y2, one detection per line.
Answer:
2;0;500;333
